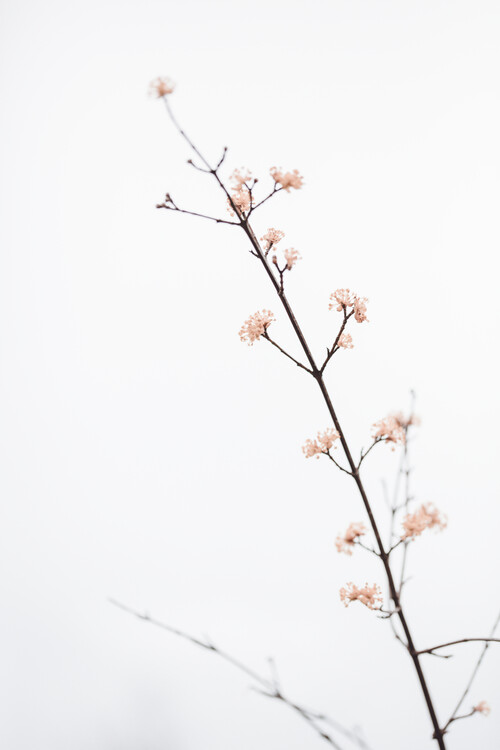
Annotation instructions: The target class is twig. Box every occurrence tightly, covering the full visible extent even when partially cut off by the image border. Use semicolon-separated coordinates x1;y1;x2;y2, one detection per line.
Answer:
442;609;500;732
262;332;313;374
417;637;500;657
109;599;372;750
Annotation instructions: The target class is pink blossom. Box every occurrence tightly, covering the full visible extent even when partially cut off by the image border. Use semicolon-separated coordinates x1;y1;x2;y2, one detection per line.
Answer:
473;701;491;716
270;167;304;192
372;416;406;449
329;289;369;323
337;333;353;349
393;411;421;429
402;504;447;540
149;77;175;97
353;296;369;323
339;582;383;610
302;428;340;458
283;247;301;270
329;289;354;311
227;169;253;217
335;522;367;555
239;310;275;345
261;228;285;252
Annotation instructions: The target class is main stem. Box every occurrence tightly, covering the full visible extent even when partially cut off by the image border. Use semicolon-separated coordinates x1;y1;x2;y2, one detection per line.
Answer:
240;220;447;749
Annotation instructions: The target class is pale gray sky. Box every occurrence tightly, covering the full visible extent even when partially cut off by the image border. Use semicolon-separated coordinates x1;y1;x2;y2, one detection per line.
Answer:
1;1;499;749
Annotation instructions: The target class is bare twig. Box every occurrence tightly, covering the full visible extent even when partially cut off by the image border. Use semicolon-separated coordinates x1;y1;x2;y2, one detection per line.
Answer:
262;332;313;374
109;599;372;750
442;609;500;732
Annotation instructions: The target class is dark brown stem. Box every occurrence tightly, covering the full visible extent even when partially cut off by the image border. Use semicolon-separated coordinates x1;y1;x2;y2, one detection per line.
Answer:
159;99;448;750
417;637;500;656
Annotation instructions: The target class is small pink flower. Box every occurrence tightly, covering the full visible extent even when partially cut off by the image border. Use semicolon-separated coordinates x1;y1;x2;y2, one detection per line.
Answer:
149;77;175;97
353;296;369;323
228;189;252;216
372;416;406;449
335;523;367;555
339;582;382;610
337;333;353;349
329;290;369;323
393;412;421;429
283;247;301;270
329;289;354;311
239;310;275;345
302;428;340;458
270;167;304;192
230;168;252;191
473;701;491;716
261;228;285;252
401;504;447;540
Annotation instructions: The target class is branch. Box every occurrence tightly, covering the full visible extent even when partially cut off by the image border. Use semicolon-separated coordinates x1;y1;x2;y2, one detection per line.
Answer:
109;599;373;750
320;309;354;374
417;637;500;656
262;332;313;374
156;198;239;226
443;609;500;731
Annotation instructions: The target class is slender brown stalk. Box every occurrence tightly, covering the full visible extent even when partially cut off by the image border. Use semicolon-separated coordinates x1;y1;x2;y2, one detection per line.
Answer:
157;98;450;748
109;599;372;750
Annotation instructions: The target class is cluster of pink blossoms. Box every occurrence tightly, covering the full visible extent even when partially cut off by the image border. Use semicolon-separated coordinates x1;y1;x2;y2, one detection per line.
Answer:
339;582;383;610
149;76;175;97
270;167;304;192
261;228;285;253
401;503;447;540
282;247;301;270
329;289;369;323
335;522;367;555
372;415;406;449
393;411;421;430
473;701;491;716
239;310;275;345
337;332;353;349
228;169;253;217
302;428;340;458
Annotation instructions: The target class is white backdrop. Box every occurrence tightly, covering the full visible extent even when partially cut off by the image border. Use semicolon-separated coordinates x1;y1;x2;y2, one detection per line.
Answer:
1;1;499;748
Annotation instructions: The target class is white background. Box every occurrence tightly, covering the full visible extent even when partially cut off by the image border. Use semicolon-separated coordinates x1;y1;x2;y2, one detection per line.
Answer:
1;1;499;748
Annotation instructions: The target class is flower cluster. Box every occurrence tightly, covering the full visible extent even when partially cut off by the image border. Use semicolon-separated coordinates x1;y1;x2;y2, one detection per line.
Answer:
473;701;491;716
228;169;253;217
283;247;301;270
401;503;447;540
335;522;367;555
239;310;275;345
372;415;406;449
337;332;353;349
270;167;304;192
329;289;369;323
302;428;340;458
261;228;285;253
149;77;175;97
339;582;383;610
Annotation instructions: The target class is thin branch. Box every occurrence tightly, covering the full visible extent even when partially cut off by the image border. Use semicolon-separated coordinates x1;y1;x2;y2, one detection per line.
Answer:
443;609;500;732
320;309;354;374
325;451;354;477
156;201;239;226
417;637;500;656
249;182;283;212
109;599;372;750
262;332;313;374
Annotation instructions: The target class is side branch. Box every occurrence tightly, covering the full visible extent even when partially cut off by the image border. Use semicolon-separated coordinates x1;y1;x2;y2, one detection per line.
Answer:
109;599;372;750
417;637;500;656
262;332;313;374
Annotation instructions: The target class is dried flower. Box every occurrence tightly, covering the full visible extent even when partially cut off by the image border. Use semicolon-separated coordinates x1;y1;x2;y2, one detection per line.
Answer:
335;523;367;555
302;428;340;458
402;504;447;540
340;582;383;610
270;167;303;192
337;333;353;349
239;310;275;345
283;247;301;270
227;169;253;217
372;416;406;449
473;701;491;716
329;289;369;322
149;77;175;97
261;228;285;252
353;296;369;323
